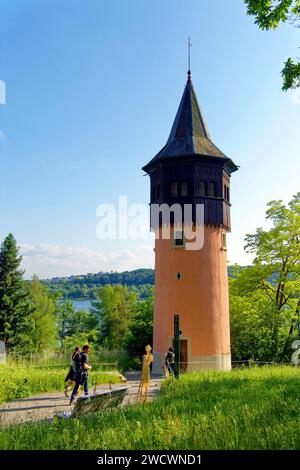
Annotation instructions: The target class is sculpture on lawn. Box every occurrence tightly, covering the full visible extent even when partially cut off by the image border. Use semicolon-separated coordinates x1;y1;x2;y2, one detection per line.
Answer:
138;345;154;403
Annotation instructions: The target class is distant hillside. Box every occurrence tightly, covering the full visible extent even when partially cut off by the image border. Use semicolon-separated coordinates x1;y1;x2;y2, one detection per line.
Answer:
42;266;241;300
42;268;155;299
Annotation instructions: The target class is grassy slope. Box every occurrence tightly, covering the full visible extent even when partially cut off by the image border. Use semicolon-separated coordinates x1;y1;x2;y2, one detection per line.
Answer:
0;366;300;450
0;366;120;404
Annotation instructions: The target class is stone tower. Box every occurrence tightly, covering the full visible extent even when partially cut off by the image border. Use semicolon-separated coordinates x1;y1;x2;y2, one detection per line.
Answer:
142;70;238;373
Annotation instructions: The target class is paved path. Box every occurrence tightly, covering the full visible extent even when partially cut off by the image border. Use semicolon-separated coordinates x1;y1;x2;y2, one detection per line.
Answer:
0;373;163;427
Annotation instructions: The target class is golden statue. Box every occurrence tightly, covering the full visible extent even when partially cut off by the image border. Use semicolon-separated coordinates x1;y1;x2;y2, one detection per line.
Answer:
138;345;154;403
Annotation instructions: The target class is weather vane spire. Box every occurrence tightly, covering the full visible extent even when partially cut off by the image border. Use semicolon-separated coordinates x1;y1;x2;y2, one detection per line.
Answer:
188;37;192;79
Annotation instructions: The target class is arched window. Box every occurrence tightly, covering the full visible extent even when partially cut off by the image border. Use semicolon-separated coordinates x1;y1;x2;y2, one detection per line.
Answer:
227;186;230;202
199;180;207;197
181;182;188;196
171;182;178;197
224;184;230;202
221;232;227;249
209;182;216;197
173;229;185;248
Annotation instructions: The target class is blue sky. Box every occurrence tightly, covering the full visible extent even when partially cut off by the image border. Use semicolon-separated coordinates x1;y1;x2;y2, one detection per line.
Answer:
1;0;299;278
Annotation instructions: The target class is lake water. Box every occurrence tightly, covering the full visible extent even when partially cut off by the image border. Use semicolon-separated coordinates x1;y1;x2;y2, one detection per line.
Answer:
72;299;92;311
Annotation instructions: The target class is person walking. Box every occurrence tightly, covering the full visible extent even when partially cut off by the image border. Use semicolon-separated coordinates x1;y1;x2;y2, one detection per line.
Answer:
64;346;81;397
69;345;92;405
165;347;175;377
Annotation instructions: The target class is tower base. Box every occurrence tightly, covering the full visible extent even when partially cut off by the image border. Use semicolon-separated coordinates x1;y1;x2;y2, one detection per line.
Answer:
152;351;231;374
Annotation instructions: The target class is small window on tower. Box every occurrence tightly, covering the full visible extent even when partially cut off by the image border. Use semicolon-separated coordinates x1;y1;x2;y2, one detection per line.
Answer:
224;184;228;201
181;182;188;196
227;186;230;202
221;232;227;249
209;182;216;197
199;180;207;197
173;230;185;248
156;184;161;200
171;182;178;197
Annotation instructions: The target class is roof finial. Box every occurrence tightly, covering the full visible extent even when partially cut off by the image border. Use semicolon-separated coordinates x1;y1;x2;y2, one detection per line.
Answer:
188;37;192;79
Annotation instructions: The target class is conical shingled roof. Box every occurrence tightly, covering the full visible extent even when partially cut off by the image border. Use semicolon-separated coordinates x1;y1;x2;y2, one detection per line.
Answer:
143;75;236;172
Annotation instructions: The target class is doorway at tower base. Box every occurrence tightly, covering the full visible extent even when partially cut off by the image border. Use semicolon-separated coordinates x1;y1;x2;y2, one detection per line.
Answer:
152;351;231;374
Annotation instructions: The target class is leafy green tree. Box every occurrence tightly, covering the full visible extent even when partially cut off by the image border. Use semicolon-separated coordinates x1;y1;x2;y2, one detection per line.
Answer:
61;330;98;351
245;0;300;90
0;234;33;353
123;292;153;363
56;299;76;341
28;276;58;353
241;193;300;360
91;285;137;349
56;299;97;344
230;272;289;362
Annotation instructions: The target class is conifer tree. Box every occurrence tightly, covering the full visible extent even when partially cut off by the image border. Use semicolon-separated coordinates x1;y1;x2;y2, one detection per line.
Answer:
0;233;32;353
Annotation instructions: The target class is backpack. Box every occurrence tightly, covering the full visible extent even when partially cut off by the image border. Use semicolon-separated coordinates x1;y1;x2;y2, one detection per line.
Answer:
74;353;88;384
73;352;86;372
166;351;175;364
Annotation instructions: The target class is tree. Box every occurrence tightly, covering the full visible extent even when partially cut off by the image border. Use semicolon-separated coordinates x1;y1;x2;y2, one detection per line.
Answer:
0;233;33;353
56;299;98;347
91;285;137;349
56;299;76;342
28;276;58;353
230;270;289;362
62;331;98;352
123;291;153;364
242;193;300;360
245;0;300;90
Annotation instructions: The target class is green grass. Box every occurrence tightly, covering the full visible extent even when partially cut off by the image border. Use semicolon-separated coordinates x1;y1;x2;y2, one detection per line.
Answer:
6;348;120;369
0;365;121;404
0;366;300;450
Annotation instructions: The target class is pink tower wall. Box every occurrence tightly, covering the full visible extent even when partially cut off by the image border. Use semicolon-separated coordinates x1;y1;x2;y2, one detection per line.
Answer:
152;225;231;373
